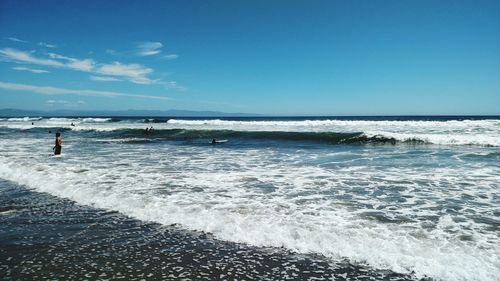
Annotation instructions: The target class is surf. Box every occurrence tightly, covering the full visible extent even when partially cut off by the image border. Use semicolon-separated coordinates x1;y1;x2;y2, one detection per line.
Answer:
2;117;499;146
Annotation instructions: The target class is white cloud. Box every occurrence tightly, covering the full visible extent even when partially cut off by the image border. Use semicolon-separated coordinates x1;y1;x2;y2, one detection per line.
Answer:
0;48;64;67
90;75;120;82
1;48;155;85
97;62;155;84
161;81;185;91
0;81;171;100
6;37;28;43
136;41;163;56
47;52;95;71
46;99;86;107
38;42;57;48
47;52;70;60
66;58;95;72
105;49;120;56
12;66;49;74
47;99;68;105
1;48;95;72
163;54;178;60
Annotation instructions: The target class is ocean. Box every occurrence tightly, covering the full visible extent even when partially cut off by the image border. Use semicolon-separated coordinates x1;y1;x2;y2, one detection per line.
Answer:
0;116;499;281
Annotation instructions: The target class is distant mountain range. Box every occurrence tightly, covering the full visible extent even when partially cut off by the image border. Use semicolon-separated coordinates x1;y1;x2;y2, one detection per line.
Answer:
0;108;261;117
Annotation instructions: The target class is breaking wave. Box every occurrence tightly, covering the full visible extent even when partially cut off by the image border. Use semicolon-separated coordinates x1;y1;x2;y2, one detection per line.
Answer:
1;117;499;146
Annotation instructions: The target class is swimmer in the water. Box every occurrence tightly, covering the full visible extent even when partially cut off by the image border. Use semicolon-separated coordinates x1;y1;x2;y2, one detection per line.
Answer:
53;132;62;155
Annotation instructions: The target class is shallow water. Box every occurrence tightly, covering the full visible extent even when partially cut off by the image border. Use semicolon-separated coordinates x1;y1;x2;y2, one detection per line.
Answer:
0;116;499;281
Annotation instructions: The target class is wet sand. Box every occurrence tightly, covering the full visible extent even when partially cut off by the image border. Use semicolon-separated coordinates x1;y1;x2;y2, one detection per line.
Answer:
0;179;418;280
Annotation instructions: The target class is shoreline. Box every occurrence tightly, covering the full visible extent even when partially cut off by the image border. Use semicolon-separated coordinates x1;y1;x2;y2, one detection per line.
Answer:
0;179;418;280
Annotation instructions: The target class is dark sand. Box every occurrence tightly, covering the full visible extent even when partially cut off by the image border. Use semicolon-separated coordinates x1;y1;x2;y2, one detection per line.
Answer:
0;179;418;280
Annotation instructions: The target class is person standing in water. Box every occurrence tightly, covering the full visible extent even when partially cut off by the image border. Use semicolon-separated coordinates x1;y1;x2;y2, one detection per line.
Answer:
53;132;62;155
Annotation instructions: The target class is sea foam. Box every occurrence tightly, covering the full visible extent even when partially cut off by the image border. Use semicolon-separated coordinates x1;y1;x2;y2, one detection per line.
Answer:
0;136;498;281
2;118;498;146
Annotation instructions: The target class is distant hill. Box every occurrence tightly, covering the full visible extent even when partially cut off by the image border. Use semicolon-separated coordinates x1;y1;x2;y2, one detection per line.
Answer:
0;108;261;117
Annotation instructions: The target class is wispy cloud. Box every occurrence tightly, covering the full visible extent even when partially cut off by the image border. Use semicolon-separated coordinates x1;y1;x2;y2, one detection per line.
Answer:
97;62;155;84
105;49;120;56
161;81;185;91
67;58;95;72
90;75;120;82
163;54;178;60
0;48;156;85
6;37;28;43
0;48;64;67
38;42;57;48
0;81;171;100
46;53;68;60
1;44;184;90
46;99;86;107
12;66;49;74
136;41;163;56
47;52;95;71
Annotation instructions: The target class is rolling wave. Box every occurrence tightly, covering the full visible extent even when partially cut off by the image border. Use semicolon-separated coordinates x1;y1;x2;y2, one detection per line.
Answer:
2;126;498;146
1;117;499;146
102;128;402;145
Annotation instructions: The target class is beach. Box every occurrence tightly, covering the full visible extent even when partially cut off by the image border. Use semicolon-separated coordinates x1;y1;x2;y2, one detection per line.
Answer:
0;116;499;281
0;178;417;280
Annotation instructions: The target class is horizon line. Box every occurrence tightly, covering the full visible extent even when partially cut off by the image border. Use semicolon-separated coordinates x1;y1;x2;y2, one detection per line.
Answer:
0;108;499;118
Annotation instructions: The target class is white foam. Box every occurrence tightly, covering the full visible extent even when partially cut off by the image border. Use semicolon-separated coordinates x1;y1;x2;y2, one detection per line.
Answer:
81;118;112;123
1;118;499;146
7;117;42;122
45;117;79;124
0;137;498;281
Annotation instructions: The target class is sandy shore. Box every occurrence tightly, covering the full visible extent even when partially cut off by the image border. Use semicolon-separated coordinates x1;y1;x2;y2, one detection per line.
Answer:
0;179;417;280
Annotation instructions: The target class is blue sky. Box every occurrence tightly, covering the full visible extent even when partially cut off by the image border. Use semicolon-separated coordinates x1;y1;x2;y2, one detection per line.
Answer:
0;0;499;115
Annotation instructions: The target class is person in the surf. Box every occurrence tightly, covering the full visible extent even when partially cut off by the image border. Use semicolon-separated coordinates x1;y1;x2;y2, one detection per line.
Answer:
53;132;62;155
211;138;217;144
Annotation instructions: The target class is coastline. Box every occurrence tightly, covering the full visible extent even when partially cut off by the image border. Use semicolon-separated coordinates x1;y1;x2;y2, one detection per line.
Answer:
0;179;417;280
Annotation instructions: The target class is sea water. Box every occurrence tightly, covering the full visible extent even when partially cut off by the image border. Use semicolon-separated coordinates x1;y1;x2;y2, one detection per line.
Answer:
0;116;499;281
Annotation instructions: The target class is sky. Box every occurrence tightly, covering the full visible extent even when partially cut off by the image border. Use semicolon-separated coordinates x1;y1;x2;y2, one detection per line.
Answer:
0;0;499;115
